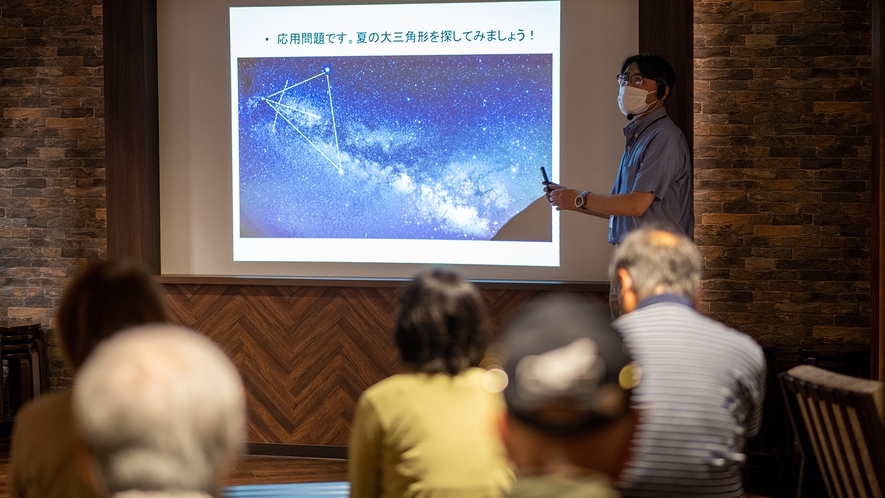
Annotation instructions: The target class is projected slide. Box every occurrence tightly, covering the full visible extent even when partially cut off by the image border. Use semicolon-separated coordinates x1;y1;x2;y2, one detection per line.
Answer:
231;1;560;266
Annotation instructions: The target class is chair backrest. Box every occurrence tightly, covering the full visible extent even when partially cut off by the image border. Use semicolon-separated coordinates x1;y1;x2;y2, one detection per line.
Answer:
780;364;885;498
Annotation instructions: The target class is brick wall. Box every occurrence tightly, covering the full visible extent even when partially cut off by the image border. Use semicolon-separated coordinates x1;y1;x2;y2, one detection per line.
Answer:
0;0;105;389
694;0;872;348
0;0;874;390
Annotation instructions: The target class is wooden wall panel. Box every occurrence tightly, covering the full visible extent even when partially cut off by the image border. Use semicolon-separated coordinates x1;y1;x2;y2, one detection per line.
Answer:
104;0;161;272
638;0;693;149
162;283;607;446
873;0;884;381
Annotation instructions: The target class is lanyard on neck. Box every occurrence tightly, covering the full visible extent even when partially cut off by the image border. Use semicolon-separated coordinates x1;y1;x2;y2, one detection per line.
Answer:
632;115;666;142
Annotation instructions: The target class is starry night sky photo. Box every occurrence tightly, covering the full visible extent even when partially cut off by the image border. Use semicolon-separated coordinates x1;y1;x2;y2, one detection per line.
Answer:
237;54;552;240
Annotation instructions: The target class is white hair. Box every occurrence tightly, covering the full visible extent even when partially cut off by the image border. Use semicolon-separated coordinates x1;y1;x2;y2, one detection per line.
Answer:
73;323;246;496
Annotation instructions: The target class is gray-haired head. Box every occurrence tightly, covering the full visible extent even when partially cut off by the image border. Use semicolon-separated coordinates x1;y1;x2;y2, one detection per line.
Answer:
609;228;702;302
73;323;246;497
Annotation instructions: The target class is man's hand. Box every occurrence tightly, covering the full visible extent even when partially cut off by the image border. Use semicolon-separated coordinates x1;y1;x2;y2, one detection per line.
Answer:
545;182;582;211
543;181;560;202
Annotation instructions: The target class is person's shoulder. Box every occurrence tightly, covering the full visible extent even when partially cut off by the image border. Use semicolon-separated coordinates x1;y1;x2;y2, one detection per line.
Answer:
679;308;766;366
622;303;757;342
10;390;75;463
362;369;489;399
652;113;686;138
13;390;73;430
678;305;761;342
637;113;687;155
699;313;762;347
360;373;425;400
620;305;765;376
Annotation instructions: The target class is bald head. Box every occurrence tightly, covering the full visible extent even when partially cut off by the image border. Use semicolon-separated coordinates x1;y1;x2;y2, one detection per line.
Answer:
648;229;680;247
609;228;702;304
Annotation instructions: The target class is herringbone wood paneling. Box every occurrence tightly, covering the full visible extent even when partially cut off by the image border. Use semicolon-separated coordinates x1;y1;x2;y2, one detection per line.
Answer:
162;283;607;446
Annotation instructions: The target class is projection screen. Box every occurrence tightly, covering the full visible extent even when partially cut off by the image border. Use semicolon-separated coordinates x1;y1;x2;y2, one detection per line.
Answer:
158;0;638;282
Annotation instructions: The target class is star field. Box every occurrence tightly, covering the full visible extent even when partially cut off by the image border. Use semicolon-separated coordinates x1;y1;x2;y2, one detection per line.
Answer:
237;54;553;240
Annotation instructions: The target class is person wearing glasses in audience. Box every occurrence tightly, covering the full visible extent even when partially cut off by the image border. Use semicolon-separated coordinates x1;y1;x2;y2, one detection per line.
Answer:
545;54;693;318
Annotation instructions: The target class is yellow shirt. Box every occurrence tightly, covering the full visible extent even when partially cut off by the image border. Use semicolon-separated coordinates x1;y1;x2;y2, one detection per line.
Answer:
349;368;513;498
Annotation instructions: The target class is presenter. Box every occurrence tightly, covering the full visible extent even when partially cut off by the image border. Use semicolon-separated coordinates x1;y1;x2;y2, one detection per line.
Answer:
546;54;693;317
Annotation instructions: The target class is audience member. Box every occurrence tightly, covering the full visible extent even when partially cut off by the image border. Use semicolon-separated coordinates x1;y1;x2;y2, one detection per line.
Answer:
73;323;246;498
10;260;169;498
610;228;766;497
348;267;513;498
494;293;639;498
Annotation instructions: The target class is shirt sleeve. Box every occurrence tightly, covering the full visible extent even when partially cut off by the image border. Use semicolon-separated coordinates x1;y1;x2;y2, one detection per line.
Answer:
631;130;687;201
348;393;384;498
741;342;767;438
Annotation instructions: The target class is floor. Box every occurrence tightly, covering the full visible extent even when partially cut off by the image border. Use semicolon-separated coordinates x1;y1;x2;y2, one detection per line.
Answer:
0;435;780;498
224;454;349;487
0;434;350;498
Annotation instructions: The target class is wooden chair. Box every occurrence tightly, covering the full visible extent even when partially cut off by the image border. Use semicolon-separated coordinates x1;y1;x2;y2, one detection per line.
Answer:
0;320;49;421
780;364;885;498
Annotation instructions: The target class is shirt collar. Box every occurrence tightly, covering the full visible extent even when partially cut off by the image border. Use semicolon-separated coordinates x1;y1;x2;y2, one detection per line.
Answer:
623;106;668;137
636;293;694;310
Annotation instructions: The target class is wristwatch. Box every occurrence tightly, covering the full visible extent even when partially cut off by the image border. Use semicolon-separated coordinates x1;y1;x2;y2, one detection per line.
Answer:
574;191;589;210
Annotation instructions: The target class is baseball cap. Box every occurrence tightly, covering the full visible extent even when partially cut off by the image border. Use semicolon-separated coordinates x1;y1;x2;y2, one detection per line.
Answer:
489;293;640;436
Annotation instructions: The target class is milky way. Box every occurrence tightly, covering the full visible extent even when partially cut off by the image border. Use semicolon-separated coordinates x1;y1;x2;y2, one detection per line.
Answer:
237;54;552;240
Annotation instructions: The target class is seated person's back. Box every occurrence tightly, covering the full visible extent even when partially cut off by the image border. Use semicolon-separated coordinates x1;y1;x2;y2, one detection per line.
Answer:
616;308;764;497
348;268;513;498
610;229;766;498
353;369;510;496
9;260;169;498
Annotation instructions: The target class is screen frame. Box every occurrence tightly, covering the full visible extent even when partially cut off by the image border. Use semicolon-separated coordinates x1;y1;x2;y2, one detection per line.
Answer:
228;3;563;268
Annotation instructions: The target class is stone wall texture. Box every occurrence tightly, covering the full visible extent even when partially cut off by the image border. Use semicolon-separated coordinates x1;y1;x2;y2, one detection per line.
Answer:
0;0;874;390
0;0;105;388
694;0;872;349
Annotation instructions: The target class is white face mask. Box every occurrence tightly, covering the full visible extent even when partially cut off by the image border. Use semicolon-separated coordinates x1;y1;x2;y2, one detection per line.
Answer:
618;85;657;118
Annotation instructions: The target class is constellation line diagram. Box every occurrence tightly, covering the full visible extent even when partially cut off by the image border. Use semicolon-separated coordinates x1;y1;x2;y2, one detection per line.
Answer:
261;69;343;174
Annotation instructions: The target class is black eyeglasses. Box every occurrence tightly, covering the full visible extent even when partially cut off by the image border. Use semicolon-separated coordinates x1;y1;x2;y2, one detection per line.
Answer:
617;74;655;87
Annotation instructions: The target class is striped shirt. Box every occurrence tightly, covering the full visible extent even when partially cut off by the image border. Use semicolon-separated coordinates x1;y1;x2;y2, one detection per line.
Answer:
613;295;766;498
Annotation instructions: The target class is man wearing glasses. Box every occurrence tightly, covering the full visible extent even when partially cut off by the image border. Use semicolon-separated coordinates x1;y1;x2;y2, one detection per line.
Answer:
546;54;693;318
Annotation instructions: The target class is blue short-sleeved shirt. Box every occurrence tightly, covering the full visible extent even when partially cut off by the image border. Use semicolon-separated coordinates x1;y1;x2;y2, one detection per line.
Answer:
608;107;693;245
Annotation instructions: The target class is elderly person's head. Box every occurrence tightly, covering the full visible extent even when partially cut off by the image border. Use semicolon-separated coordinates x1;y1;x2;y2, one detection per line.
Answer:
57;259;168;371
395;267;490;375
73;324;245;498
609;228;702;312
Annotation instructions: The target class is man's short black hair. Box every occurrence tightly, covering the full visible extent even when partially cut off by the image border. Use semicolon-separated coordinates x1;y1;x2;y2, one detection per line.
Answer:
621;54;675;100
